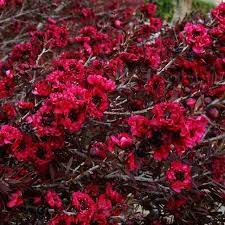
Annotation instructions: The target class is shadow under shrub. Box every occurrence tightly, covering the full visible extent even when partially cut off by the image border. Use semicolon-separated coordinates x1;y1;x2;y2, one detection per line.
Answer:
0;0;225;225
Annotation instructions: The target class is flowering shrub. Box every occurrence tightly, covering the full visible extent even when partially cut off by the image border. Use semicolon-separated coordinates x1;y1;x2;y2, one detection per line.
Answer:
1;0;225;224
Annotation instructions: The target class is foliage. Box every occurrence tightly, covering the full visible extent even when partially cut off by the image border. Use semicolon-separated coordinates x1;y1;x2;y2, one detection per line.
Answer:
151;0;215;21
192;0;215;14
155;0;175;21
1;0;225;225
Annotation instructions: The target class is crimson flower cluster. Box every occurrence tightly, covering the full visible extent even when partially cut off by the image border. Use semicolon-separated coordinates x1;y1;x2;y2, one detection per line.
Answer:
1;1;225;224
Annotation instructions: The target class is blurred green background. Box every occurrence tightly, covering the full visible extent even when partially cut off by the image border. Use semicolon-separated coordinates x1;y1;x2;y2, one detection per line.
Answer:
148;0;216;21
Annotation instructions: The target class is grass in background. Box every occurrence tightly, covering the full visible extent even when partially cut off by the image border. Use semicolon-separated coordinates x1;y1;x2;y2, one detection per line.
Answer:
148;0;215;21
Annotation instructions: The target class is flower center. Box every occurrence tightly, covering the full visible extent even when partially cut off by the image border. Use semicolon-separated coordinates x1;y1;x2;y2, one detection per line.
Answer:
92;95;102;107
69;109;78;121
41;113;54;126
36;147;46;159
175;171;185;181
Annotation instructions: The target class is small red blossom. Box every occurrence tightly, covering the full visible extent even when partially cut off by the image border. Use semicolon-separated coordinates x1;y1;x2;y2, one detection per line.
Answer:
127;151;140;171
0;0;6;8
96;194;112;218
140;3;157;17
166;161;192;193
0;77;15;99
45;190;62;209
11;134;34;162
106;183;124;204
27;104;62;137
31;142;54;168
128;115;152;138
7;190;23;208
149;17;162;32
45;25;69;48
0;125;22;146
87;75;116;92
72;192;96;224
90;141;108;159
143;45;161;69
182;23;212;54
17;101;34;110
0;103;16;121
107;133;133;151
88;87;108;118
33;196;41;205
212;3;225;24
151;102;185;130
145;75;166;100
184;115;208;148
33;81;52;96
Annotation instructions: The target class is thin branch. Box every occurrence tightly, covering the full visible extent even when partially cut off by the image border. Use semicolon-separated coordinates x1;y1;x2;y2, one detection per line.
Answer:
203;133;225;143
157;45;189;75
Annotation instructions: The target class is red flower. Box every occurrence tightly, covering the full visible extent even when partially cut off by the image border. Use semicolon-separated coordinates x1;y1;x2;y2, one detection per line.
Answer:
72;192;96;224
92;213;107;225
184;115;208;148
107;58;125;77
153;144;171;161
27;104;62;137
88;88;108;118
106;183;124;204
33;80;52;97
9;42;38;66
128;115;152;138
57;88;87;132
140;3;157;17
211;23;225;41
212;3;225;24
149;17;162;32
62;106;86;133
53;59;84;83
46;71;75;92
45;25;69;48
143;45;161;69
151;102;185;130
0;103;16;121
11;134;34;162
105;183;125;216
119;52;140;63
0;125;22;146
208;85;225;98
107;133;133;151
92;194;112;225
0;0;6;8
145;75;166;100
87;75;116;92
127;152;140;171
45;190;62;209
17;101;34;110
7;190;23;208
0;77;15;99
96;194;112;217
182;23;212;54
215;58;225;79
90;141;108;159
31;141;54;168
166;161;191;193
